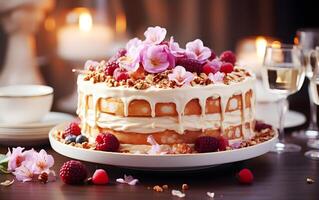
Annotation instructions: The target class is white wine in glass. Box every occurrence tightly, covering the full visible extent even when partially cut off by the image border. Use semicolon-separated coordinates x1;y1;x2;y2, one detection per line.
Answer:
261;44;305;153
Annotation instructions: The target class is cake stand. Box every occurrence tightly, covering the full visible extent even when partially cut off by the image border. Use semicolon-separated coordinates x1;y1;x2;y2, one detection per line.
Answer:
49;123;277;171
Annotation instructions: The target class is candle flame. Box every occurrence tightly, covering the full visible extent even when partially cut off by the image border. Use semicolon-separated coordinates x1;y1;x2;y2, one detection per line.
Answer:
79;12;92;32
271;41;281;48
255;36;267;59
116;12;126;34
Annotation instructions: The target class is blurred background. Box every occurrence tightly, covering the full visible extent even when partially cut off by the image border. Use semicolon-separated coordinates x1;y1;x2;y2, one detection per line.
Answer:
0;0;318;115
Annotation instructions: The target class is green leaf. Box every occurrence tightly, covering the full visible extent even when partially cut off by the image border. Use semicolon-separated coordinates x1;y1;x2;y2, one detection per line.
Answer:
0;154;9;174
0;165;9;174
0;154;8;164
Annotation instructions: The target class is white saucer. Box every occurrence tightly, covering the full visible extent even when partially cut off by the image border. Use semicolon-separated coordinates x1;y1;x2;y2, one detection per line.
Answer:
256;103;306;128
0;112;74;146
49;123;277;171
0;112;74;129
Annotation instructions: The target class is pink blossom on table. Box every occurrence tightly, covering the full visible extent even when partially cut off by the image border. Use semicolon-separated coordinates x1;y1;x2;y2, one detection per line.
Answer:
116;174;139;185
168;36;185;57
144;26;167;45
168;65;195;86
12;161;34;182
142;45;175;73
84;60;100;70
208;71;225;84
32;149;54;174
6;147;34;172
147;135;169;155
185;39;211;62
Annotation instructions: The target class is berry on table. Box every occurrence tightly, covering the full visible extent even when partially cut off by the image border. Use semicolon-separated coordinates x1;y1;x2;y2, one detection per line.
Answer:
63;122;81;138
92;169;109;185
59;160;88;185
194;136;219;153
237;168;254;184
65;135;76;144
75;135;89;144
220;50;236;65
95;133;120;152
220;62;234;74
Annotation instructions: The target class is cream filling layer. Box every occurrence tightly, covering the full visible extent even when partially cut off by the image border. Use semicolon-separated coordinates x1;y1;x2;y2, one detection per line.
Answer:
85;109;253;134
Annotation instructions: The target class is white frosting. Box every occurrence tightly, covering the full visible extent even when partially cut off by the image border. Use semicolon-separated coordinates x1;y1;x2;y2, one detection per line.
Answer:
84;108;252;134
77;74;256;136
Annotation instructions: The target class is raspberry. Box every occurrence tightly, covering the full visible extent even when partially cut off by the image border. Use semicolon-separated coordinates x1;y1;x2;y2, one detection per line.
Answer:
194;136;219;153
209;50;216;60
220;62;234;74
254;121;272;132
95;133;120;152
220;50;236;65
63;123;81;138
104;61;119;76
218;137;229;151
175;57;203;73
202;63;215;75
59;160;88;185
113;68;129;81
92;169;109;185
237;168;254;184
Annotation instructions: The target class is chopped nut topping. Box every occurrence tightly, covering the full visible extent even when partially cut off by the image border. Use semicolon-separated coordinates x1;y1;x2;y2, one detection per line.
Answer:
162;185;169;190
83;66;251;90
153;185;164;192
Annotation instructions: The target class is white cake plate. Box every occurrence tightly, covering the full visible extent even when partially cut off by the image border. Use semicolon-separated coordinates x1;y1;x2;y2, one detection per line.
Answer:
49;123;277;171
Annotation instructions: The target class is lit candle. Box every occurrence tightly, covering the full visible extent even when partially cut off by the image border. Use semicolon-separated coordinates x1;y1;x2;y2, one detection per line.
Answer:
57;8;113;61
236;36;280;76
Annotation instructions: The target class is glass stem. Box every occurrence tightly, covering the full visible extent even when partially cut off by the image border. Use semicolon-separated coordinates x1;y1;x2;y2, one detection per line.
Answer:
308;83;318;130
278;98;288;143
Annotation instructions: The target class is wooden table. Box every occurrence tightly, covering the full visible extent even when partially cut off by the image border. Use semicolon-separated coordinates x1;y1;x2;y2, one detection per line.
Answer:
0;133;318;200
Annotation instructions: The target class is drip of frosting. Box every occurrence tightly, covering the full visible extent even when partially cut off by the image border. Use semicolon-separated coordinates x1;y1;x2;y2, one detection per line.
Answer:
76;74;256;137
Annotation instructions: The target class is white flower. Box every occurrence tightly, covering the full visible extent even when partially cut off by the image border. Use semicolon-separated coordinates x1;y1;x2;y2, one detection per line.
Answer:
116;174;139;185
171;189;186;198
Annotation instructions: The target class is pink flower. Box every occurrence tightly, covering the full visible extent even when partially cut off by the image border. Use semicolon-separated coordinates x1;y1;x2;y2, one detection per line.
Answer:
12;161;34;182
185;39;211;62
32;149;54;174
6;147;34;172
116;174;139;185
142;45;175;73
121;38;144;72
144;26;167;45
147;135;170;155
208;71;225;84
168;36;185;57
168;66;195;86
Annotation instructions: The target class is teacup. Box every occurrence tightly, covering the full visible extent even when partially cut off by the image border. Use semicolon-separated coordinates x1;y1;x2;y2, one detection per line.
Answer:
0;85;54;124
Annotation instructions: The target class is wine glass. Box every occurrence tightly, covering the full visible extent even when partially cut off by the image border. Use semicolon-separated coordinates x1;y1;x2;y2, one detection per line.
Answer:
261;44;305;153
305;47;319;160
293;29;319;139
